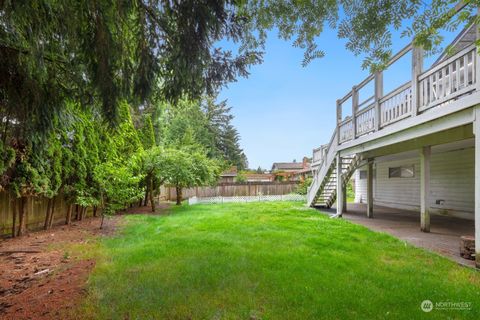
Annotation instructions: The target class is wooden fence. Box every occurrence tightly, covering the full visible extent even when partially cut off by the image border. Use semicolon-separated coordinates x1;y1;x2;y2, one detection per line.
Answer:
189;194;306;205
160;181;300;201
0;182;300;237
0;192;96;237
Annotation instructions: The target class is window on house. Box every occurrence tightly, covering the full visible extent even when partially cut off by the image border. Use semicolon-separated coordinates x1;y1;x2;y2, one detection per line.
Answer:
388;165;415;178
359;170;367;180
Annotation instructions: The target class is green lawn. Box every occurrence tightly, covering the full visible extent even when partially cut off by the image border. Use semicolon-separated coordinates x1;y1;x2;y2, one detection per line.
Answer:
79;202;480;319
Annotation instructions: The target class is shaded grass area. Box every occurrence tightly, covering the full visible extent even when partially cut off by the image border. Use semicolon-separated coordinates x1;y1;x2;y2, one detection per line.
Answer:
80;202;480;319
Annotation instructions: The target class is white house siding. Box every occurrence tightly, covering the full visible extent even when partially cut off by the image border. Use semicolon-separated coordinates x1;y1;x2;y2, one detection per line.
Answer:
353;166;368;203
352;147;474;219
430;148;474;219
374;158;421;210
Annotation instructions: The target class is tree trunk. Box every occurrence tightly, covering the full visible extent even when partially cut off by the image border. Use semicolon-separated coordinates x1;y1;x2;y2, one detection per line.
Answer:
74;204;79;220
48;197;56;228
79;207;83;221
143;189;149;206
11;197;17;238
17;197;27;236
176;186;182;205
65;204;72;225
100;214;105;229
44;198;52;230
150;178;155;212
93;206;98;217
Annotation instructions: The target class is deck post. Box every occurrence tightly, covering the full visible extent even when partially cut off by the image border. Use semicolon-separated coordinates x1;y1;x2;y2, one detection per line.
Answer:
336;100;342;144
342;183;347;213
420;146;431;232
367;160;374;218
351;86;358;139
411;45;424;117
374;72;383;131
474;106;480;268
336;153;343;217
476;8;480;93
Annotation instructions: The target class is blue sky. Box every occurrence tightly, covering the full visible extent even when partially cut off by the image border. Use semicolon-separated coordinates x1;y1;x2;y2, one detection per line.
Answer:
217;25;457;170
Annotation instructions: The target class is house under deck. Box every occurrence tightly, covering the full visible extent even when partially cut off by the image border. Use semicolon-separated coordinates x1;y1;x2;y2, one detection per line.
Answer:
307;23;480;267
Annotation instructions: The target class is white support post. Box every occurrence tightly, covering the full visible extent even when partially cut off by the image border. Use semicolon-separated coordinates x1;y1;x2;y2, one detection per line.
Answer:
336;154;343;217
420;146;431;232
411;45;424;116
351;86;358;139
336;100;342;144
374;72;383;131
367;160;374;218
476;9;480;93
474;106;480;268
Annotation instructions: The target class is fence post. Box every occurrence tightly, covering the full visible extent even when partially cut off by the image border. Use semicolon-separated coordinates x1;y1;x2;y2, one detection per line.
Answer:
411;45;423;116
374;71;383;131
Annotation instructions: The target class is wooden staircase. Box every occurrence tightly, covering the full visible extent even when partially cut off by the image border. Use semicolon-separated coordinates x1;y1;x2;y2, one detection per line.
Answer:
310;155;361;208
307;129;362;209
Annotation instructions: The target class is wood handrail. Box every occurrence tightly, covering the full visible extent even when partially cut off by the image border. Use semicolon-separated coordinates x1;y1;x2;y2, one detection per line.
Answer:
379;81;411;104
358;95;375;109
338;117;353;127
355;102;376;117
386;43;413;68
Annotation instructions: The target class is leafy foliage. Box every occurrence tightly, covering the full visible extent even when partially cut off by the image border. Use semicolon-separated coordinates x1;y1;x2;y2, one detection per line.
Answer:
94;160;144;216
235;171;247;183
295;177;313;195
159;148;222;204
154;96;248;169
0;0;261;134
242;1;480;70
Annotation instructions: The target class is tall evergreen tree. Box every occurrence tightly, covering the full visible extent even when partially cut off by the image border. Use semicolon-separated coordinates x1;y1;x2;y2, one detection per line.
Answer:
203;98;248;170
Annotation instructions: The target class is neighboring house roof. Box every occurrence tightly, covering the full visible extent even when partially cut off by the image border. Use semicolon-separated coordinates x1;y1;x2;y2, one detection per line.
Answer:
221;173;237;177
433;23;476;66
271;162;305;171
221;166;238;177
245;173;273;181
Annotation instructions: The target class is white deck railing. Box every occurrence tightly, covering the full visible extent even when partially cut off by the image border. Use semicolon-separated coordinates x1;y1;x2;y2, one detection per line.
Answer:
355;103;376;136
339;118;354;143
419;45;476;112
312;145;326;166
307;130;338;206
334;40;478;145
380;82;412;128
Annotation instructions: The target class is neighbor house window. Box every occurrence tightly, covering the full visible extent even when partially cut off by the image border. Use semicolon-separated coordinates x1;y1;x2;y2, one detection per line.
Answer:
359;170;367;180
388;165;414;178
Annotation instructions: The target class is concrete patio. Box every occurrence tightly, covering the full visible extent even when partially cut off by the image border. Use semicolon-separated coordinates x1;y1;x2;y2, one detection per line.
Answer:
320;203;475;267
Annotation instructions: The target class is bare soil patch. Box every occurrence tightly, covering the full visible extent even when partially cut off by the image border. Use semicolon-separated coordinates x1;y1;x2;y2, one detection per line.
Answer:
0;203;171;319
0;215;120;320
